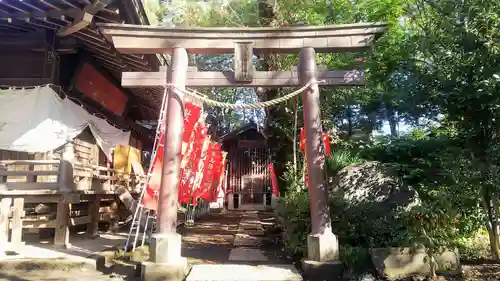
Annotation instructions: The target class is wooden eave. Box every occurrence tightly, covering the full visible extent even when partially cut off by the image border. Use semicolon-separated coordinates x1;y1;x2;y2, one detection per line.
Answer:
0;0;163;119
98;22;387;54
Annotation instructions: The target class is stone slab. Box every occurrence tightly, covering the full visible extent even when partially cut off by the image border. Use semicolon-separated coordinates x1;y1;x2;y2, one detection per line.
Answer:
186;264;302;281
301;259;343;281
229;247;269;261
233;234;262;247
370;247;461;280
141;258;188;281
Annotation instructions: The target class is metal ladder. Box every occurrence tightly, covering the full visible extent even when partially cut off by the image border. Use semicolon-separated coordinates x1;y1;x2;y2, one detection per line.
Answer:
122;90;168;256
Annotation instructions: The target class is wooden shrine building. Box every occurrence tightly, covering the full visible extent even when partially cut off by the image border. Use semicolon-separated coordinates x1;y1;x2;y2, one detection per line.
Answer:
220;123;271;210
0;0;161;251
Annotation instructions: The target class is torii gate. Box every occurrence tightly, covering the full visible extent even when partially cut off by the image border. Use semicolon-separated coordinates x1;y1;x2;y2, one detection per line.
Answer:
99;23;385;281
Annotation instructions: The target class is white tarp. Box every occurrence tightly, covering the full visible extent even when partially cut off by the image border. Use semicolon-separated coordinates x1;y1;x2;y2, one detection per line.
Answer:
0;85;131;158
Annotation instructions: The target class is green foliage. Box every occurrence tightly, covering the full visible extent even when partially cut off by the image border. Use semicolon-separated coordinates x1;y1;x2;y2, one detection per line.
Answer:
325;150;363;175
456;231;491;261
276;188;310;255
339;245;371;275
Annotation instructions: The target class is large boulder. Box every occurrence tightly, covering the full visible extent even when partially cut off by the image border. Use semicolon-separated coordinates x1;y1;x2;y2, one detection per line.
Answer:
332;161;420;212
329;161;420;247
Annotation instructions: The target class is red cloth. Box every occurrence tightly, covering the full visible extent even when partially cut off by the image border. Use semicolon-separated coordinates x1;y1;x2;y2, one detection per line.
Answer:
299;128;306;151
141;102;202;210
207;144;224;202
195;143;217;201
269;163;280;197
323;132;331;155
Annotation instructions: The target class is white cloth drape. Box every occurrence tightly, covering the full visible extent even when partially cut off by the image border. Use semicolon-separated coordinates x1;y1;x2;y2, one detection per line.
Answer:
0;85;131;159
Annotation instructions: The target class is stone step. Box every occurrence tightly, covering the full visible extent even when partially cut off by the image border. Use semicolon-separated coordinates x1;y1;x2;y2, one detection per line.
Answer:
229;247;268;261
185;264;302;281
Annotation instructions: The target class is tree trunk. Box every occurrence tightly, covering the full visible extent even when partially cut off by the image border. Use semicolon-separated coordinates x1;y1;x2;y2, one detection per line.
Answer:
481;185;500;260
347;104;353;137
385;105;398;137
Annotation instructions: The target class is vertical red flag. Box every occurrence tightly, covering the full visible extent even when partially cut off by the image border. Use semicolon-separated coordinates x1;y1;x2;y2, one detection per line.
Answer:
207;144;223;202
141;102;202;210
196;143;216;201
323;132;331;155
268;163;280;197
189;135;211;206
299;127;306;151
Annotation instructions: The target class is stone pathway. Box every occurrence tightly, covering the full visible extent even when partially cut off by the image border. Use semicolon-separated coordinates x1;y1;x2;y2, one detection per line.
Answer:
186;210;302;281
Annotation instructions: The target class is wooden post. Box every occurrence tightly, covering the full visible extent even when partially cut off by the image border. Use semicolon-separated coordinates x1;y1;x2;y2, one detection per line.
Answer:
87;194;101;238
59;140;75;191
157;47;188;234
0;198;12;252
54;196;71;247
0;163;7;183
109;199;120;233
11;198;25;250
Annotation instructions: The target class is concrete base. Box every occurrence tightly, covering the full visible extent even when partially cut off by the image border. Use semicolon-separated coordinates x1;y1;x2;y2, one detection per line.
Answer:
186;264;302;281
307;231;339;261
149;233;182;264
141;258;188;281
301;259;343;281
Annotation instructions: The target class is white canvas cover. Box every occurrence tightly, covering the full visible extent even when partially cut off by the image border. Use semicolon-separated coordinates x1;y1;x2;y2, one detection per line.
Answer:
0;85;131;158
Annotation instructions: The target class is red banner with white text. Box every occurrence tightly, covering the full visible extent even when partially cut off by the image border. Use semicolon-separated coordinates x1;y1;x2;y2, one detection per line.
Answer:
141;102;202;210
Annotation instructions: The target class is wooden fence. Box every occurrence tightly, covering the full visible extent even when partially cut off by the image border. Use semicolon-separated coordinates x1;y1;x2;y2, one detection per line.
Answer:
0;159;145;250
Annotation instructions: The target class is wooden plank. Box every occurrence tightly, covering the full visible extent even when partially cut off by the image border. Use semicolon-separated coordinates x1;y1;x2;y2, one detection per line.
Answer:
22;219;56;229
87;194;101;237
11;198;24;249
57;12;93;37
0;160;59;165
54;196;70;247
0;198;11;248
0;182;59;190
123;69;364;88
0;170;59;177
70;215;91;226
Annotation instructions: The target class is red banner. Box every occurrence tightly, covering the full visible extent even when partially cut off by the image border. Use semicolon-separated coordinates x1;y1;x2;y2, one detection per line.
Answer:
269;163;280;197
141;102;202;210
323;133;331;155
207;145;224;202
195;143;217;201
189;135;211;206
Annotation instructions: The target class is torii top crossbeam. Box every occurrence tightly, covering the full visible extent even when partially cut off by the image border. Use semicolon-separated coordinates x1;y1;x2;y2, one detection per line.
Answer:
98;22;386;54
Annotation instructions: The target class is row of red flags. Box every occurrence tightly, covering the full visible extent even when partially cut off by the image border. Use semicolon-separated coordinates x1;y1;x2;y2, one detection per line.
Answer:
141;101;284;210
142;102;227;209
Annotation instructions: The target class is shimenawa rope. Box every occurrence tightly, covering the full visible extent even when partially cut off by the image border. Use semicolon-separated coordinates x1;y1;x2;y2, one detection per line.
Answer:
164;80;322;110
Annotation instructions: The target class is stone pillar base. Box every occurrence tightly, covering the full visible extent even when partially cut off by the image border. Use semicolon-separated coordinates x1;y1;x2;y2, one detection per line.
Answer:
150;233;182;263
301;231;343;280
141;258;188;281
307;231;339;261
300;259;343;281
142;233;187;281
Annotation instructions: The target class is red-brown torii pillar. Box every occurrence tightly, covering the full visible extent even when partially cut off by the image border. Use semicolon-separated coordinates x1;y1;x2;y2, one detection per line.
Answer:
99;22;386;281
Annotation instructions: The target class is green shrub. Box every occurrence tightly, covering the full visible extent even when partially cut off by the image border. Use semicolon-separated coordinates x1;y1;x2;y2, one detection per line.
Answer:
339;245;371;274
455;231;491;261
276;189;311;255
325;150;363;175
